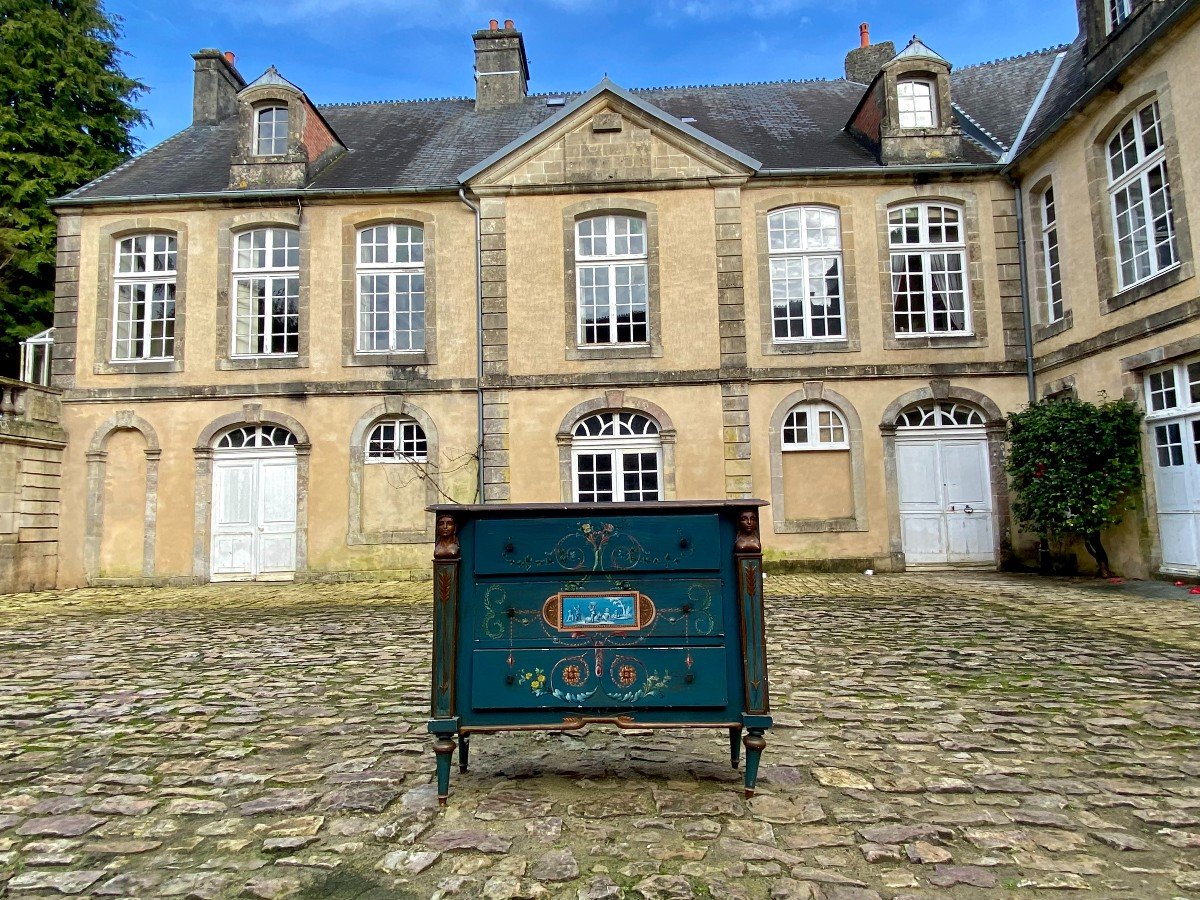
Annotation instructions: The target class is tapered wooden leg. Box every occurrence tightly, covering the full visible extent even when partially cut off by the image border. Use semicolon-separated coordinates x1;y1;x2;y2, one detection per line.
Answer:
742;729;766;797
729;727;742;769
458;734;470;773
434;737;456;806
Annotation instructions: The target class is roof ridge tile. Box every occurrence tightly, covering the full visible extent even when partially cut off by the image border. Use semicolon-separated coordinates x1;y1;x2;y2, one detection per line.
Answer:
956;44;1070;72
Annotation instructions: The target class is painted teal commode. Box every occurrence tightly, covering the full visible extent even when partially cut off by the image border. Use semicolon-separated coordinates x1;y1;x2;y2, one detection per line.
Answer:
427;501;773;805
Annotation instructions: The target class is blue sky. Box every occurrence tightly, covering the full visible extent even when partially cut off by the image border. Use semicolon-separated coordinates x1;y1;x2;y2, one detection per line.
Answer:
108;0;1081;149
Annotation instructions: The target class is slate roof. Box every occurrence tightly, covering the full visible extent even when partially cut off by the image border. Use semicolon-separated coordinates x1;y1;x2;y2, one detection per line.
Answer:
61;49;1074;204
949;47;1065;152
1018;35;1089;154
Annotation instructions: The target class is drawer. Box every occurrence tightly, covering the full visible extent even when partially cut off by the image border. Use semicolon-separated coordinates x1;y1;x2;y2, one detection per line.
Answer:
470;647;729;711
474;514;720;576
471;577;725;644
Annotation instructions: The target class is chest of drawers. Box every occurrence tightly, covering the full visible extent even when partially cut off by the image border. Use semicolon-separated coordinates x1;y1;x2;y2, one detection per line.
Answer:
427;501;772;805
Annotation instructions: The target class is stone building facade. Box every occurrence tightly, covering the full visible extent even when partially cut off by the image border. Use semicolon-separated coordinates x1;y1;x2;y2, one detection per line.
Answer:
41;1;1200;588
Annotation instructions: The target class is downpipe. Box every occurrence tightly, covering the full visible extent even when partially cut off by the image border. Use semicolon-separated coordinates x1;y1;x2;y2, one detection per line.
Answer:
1009;176;1037;405
458;187;486;503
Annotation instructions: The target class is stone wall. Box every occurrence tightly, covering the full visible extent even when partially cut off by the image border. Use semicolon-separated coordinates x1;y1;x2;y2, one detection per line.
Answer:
0;378;66;593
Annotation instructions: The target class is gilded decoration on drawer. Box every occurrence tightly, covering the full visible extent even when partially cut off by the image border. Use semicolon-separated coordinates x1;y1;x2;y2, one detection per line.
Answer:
505;521;695;572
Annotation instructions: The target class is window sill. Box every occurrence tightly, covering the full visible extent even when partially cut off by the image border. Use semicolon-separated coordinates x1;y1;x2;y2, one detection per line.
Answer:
566;343;662;361
765;338;857;355
772;515;867;534
218;355;307;371
94;359;182;375
1105;263;1192;313
343;351;432;368
1034;310;1073;343
884;333;986;350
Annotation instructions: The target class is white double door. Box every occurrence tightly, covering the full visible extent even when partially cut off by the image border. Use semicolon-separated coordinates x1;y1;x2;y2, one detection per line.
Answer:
1151;415;1200;574
896;428;996;565
211;451;297;581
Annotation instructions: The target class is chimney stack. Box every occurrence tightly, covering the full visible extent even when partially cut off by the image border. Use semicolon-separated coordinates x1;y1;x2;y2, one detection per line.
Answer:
191;48;245;124
473;19;529;110
844;23;895;84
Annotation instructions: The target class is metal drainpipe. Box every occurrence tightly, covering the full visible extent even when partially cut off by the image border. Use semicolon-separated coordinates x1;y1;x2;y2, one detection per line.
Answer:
1010;178;1037;405
458;187;486;503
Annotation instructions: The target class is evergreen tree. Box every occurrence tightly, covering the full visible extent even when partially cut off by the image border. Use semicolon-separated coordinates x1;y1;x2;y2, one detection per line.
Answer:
0;0;146;375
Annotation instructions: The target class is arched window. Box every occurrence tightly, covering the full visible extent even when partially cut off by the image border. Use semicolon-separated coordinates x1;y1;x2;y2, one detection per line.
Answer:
232;227;300;357
767;207;844;342
895;401;985;428
255;106;288;156
781;402;848;450
357;223;426;353
112;233;177;361
571;411;661;502
897;79;937;128
575;215;648;346
215;424;297;450
889;202;969;335
1107;99;1177;290
365;418;428;463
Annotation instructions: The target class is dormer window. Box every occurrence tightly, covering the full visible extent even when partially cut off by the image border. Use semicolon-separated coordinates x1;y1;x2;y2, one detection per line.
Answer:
897;79;936;128
255;106;288;156
1107;0;1133;32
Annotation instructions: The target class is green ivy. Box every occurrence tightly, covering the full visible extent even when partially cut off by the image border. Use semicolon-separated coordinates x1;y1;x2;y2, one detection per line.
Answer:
1006;396;1144;575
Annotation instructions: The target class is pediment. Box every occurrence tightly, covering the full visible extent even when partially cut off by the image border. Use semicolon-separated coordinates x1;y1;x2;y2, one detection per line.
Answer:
461;81;760;188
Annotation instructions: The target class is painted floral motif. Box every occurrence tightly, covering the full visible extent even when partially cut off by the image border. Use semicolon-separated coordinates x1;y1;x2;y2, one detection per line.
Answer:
617;664;637;687
562;664;582;686
519;668;547;695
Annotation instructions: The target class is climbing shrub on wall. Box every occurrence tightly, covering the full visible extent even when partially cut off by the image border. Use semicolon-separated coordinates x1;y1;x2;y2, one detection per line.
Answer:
1006;396;1144;577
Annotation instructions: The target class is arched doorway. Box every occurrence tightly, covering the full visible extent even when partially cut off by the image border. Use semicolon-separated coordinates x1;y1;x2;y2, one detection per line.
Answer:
893;400;996;565
210;424;299;581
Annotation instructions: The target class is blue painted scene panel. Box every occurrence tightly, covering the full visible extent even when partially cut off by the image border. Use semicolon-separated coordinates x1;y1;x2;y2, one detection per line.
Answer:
562;593;636;628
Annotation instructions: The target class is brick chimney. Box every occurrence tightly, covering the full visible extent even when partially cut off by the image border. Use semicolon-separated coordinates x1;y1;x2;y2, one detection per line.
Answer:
843;23;895;84
472;19;529;110
191;49;245;124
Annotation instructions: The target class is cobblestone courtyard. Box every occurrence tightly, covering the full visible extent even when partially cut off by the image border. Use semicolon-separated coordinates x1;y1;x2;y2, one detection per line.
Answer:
1;574;1198;899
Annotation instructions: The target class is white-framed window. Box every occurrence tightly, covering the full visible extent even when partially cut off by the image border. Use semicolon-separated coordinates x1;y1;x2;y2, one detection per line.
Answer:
1107;100;1177;290
365;418;428;463
767;206;844;342
1145;358;1200;467
571;411;661;502
889;202;970;336
356;223;425;353
576;215;648;346
1041;185;1064;324
255;106;288;156
232;227;300;357
897;79;937;128
112;233;177;361
781;402;848;450
1107;0;1133;32
895;401;986;428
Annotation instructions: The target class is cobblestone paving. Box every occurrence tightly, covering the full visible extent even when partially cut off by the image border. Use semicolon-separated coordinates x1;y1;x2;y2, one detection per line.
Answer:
1;574;1198;899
